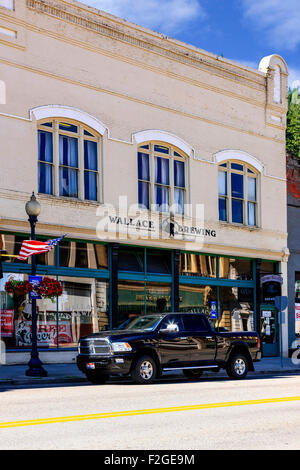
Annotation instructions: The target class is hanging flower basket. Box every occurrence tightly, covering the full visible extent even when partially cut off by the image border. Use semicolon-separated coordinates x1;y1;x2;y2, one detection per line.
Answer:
36;277;63;301
5;280;33;297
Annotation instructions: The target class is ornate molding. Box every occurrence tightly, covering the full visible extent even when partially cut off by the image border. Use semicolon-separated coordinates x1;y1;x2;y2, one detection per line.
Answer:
26;0;265;90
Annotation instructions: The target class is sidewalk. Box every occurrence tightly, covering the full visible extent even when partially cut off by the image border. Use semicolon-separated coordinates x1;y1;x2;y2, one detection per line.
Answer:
0;357;300;386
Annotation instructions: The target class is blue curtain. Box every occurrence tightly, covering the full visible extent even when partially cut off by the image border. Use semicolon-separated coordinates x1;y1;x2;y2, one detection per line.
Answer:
138;153;149;181
84;171;97;201
174;160;185;188
38;131;53;194
138;181;149;209
59;135;78;167
84;140;98;171
155;157;169;185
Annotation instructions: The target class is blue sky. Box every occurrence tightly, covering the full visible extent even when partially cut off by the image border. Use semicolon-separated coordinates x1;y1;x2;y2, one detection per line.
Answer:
81;0;300;88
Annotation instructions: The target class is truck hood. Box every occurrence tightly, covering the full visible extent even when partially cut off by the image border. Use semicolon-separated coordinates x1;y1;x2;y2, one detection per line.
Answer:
81;330;154;342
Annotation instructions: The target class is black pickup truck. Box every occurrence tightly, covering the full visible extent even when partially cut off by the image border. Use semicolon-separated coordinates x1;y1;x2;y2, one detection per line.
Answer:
77;313;261;384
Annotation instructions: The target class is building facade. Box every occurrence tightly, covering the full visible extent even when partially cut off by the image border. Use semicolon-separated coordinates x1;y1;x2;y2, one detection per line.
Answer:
0;0;289;363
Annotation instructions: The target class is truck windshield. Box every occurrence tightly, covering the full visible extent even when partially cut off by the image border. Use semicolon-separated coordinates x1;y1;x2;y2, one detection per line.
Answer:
119;315;164;331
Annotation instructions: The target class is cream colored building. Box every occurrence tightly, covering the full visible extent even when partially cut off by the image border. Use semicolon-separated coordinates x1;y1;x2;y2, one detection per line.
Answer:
0;0;289;363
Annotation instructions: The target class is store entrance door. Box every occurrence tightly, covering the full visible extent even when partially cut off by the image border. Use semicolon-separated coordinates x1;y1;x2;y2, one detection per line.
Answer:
260;304;279;357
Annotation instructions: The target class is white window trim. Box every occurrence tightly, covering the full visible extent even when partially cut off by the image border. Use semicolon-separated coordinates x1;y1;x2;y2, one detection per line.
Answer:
134;130;193;158
214;150;263;174
31;105;107;136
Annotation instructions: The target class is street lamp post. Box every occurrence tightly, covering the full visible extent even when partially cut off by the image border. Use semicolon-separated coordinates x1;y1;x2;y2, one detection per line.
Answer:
25;192;47;377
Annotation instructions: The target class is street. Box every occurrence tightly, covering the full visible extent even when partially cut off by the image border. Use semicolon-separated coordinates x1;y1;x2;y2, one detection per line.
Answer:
0;372;300;450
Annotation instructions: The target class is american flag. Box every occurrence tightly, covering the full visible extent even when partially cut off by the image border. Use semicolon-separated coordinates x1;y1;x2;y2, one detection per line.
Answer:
18;235;66;261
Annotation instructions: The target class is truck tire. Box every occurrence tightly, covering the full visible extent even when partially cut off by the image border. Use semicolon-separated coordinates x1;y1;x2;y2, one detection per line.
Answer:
85;371;109;384
183;369;203;380
226;354;249;380
131;355;157;384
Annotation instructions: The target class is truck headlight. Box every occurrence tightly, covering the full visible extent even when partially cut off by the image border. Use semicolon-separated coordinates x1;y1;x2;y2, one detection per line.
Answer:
111;342;132;352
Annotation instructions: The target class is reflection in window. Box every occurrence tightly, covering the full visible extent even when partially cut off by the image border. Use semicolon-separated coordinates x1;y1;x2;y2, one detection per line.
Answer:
179;284;217;328
59;241;108;269
147;249;171;274
219;286;254;332
118;247;144;272
180;253;216;278
146;282;172;313
219;257;253;280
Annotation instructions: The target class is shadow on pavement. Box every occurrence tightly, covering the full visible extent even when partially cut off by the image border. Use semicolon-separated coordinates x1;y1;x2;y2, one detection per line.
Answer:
0;370;299;392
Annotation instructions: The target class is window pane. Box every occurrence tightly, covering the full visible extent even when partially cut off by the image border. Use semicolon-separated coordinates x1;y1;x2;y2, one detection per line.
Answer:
219;257;253;280
155;157;169;185
147;249;171;274
138;181;149;209
247;177;256;201
59;241;108;269
146;282;172;313
219;197;227;221
179;284;217;329
219;286;254;332
218;171;227;196
231;173;243;199
40;122;52;128
84;129;94;137
84;171;97;201
59;135;78;168
138;153;149;181
117;281;145;326
38;162;53;195
154;145;169;154
57;277;109;347
182;314;209;332
174;188;184;214
84;140;98;171
180;253;217;277
155;185;169;211
59;122;78;133
118;247;144;272
231;163;243;171
232;199;243;223
248;202;256;226
174;160;185;188
38;130;53;163
59;167;78;197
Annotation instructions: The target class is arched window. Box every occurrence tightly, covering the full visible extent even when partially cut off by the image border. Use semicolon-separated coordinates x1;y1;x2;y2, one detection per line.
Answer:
37;119;101;201
218;161;258;226
137;142;186;214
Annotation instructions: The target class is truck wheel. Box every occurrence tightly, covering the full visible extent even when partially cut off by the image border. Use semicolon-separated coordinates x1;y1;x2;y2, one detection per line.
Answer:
183;369;203;380
226;354;249;380
85;371;109;384
131;356;157;384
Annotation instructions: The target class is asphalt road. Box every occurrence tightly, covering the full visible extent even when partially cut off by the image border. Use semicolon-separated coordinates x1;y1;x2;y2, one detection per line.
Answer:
0;372;300;450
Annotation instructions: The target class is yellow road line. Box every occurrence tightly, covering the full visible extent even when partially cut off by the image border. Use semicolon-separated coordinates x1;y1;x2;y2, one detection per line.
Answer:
0;396;299;429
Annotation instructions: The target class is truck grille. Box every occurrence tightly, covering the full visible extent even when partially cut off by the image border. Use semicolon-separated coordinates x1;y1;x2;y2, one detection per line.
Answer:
79;338;112;356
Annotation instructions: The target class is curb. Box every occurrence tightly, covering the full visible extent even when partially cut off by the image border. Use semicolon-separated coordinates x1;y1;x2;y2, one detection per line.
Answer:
1;368;300;386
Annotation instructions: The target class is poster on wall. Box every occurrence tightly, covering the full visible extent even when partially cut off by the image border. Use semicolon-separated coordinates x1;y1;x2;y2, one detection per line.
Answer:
14;321;72;347
0;309;14;337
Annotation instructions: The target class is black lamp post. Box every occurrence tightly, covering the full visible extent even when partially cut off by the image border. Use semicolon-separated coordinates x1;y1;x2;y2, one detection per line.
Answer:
25;192;47;377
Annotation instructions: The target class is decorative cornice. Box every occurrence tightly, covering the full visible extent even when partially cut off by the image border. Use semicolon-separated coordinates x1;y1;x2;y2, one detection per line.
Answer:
26;0;266;90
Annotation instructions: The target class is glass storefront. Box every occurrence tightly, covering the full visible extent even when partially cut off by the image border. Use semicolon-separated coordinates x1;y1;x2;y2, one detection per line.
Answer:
0;231;279;351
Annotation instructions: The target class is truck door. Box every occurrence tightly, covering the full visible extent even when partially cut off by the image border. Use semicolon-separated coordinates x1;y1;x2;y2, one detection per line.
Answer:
158;314;191;367
181;314;216;364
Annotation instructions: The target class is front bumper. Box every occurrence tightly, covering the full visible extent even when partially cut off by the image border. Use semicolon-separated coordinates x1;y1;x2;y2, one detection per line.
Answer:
77;353;133;375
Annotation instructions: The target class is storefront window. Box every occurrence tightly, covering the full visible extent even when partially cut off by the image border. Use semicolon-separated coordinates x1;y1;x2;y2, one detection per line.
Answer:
0;233;55;265
219;257;253;280
147;249;171;274
146;282;171;313
260;260;277;275
219;286;254;332
59;241;108;269
57;276;109;347
180;253;216;277
0;274;109;349
118;246;144;272
179;284;217;328
117;281;145;327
